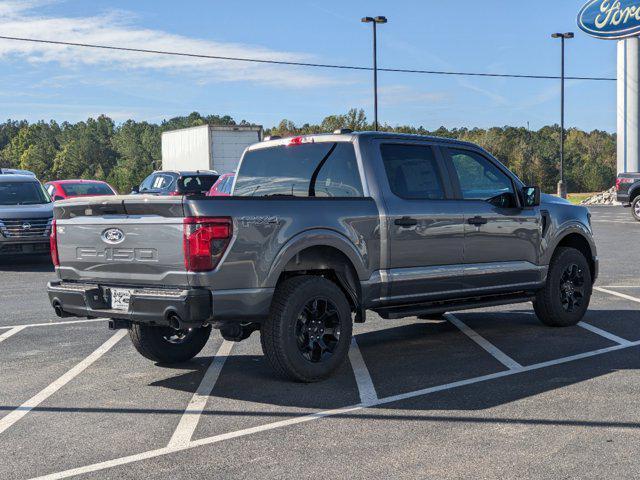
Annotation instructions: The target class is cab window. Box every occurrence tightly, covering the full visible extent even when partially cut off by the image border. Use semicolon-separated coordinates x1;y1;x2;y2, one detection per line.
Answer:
380;144;445;200
448;149;515;203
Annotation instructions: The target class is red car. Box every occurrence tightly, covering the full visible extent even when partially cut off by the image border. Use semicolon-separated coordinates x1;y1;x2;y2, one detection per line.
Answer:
207;173;235;196
44;180;118;201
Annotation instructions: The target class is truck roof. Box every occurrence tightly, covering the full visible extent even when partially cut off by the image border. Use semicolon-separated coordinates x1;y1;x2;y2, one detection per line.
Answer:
250;131;479;151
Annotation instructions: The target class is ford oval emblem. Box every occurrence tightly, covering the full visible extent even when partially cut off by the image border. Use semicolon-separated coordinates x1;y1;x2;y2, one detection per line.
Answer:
102;228;125;244
578;0;640;40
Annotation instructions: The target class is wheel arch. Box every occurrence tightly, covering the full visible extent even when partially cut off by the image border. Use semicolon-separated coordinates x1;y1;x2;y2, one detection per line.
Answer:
629;184;640;202
267;230;368;321
550;231;597;283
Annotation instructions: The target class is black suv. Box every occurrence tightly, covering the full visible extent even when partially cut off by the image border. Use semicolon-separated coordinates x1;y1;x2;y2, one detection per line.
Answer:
132;170;220;196
0;172;53;256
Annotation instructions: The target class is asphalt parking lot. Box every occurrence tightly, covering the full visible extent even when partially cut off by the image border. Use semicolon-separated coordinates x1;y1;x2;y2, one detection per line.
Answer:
1;205;639;480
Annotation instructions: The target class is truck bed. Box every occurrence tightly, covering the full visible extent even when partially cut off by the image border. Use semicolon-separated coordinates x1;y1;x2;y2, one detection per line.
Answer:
51;194;380;323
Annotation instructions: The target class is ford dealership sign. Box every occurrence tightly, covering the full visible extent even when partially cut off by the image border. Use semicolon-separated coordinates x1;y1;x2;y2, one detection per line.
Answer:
579;0;640;39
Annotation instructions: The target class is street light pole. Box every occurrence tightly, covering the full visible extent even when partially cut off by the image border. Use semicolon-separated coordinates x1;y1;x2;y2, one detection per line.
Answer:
362;16;387;131
552;32;574;198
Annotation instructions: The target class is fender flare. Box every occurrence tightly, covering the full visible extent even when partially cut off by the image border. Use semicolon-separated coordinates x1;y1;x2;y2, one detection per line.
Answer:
542;222;596;266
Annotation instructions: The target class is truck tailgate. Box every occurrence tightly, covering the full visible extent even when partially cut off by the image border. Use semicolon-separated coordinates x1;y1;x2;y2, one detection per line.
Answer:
54;196;188;287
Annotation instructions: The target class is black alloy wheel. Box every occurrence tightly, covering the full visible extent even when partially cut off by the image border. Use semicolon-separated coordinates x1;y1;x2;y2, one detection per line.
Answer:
559;263;586;313
295;297;341;363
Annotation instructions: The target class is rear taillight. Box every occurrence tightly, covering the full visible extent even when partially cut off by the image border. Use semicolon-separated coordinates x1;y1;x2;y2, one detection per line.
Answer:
616;177;634;191
50;219;59;267
183;217;232;272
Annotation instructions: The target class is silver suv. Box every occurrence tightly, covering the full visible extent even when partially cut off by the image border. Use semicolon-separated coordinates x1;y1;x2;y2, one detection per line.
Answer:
0;172;53;256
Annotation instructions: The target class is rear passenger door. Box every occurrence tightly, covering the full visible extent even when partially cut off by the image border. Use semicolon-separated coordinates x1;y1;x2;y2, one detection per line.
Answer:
377;141;465;303
443;147;542;292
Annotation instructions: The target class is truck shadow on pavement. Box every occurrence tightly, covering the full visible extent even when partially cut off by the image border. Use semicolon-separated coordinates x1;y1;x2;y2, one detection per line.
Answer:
1;310;637;426
148;309;640;414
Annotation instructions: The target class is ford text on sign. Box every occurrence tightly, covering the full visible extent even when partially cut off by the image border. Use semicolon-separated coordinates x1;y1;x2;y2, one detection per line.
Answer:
579;0;640;39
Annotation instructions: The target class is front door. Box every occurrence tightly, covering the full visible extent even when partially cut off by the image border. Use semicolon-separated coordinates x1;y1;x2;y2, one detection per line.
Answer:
443;147;543;293
377;142;465;304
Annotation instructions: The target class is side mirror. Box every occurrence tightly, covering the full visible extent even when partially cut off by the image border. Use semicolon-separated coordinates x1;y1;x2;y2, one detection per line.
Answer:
131;185;140;194
522;186;541;208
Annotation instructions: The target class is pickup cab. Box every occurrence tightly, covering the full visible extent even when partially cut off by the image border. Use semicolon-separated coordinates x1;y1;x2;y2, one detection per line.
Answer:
47;132;598;382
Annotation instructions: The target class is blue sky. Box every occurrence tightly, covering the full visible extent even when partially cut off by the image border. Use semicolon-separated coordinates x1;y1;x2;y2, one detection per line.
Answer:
0;0;619;131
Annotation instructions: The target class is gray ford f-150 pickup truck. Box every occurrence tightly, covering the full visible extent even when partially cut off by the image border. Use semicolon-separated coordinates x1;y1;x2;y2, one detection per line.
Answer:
47;132;598;382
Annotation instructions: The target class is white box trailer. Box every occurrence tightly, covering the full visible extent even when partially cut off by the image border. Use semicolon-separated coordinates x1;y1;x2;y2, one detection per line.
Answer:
161;125;263;174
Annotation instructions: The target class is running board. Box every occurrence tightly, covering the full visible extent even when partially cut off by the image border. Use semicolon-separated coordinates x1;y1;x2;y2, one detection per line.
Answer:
373;293;535;320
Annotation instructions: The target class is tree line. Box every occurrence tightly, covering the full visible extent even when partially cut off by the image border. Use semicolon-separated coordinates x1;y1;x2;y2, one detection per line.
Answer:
0;109;616;194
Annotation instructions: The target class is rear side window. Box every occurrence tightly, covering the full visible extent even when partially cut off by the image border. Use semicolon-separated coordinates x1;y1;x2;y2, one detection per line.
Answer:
381;144;445;200
234;143;363;197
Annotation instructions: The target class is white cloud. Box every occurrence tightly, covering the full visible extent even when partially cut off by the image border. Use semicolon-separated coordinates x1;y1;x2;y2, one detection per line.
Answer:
0;1;338;88
377;85;449;106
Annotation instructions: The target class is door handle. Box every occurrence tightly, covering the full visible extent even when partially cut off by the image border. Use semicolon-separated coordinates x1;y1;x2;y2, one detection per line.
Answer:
395;217;418;227
467;216;488;226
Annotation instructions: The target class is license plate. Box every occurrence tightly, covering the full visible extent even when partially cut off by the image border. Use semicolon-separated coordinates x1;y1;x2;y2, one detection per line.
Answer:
111;288;133;311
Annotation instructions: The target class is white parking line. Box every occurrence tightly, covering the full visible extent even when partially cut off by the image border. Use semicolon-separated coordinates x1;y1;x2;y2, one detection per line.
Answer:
0;330;127;436
167;340;233;448
595;287;640;304
445;313;523;370
0;326;26;344
578;322;633;346
591;220;639;225
598;286;640;289
348;337;378;404
30;337;640;480
0;319;105;330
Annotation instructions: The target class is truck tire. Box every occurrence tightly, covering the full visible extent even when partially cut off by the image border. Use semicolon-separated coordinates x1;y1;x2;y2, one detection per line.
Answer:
261;276;353;383
128;324;211;364
533;247;592;327
632;196;640;222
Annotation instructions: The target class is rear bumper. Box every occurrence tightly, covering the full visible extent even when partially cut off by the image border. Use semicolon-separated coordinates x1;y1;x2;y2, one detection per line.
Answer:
47;281;213;328
47;282;274;327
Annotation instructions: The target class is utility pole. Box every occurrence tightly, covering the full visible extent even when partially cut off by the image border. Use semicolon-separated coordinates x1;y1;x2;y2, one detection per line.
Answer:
552;32;574;198
362;16;388;131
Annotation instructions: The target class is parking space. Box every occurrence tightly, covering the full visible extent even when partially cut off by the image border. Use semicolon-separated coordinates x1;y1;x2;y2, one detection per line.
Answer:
1;207;639;479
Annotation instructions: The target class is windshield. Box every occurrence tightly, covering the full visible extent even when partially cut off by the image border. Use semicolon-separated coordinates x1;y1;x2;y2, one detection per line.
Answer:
61;182;114;196
0;181;51;205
